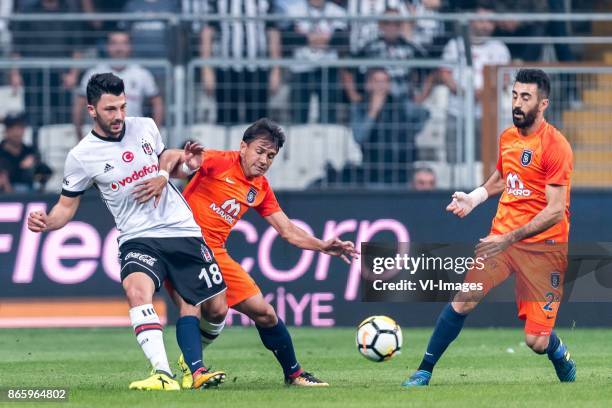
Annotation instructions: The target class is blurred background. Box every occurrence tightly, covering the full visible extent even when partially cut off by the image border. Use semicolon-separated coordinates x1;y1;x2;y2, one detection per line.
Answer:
1;0;611;329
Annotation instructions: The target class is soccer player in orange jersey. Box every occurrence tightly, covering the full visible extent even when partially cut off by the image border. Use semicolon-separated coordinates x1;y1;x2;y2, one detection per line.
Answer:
160;119;357;387
403;69;576;387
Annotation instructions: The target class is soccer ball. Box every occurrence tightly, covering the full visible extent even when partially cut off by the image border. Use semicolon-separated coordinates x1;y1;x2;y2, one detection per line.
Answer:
356;315;402;362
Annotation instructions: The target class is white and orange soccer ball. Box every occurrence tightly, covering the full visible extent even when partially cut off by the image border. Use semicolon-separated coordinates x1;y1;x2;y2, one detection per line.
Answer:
356;315;403;362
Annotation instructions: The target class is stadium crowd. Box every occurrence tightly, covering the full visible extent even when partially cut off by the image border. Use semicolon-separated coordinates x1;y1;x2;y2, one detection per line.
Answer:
0;0;586;191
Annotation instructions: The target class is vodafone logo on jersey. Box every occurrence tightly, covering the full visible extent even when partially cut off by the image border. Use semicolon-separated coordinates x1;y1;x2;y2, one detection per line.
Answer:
506;172;531;197
111;164;160;191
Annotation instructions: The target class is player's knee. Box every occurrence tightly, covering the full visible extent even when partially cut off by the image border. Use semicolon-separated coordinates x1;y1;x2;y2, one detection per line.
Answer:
451;292;481;314
201;301;228;324
451;301;476;315
179;302;201;318
252;303;278;327
525;335;549;354
123;285;152;306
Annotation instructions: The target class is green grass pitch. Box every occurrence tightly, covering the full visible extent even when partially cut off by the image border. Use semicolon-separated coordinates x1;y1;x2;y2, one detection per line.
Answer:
0;327;610;407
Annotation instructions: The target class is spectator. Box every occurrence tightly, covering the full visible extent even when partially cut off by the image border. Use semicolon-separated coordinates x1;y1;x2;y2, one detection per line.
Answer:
72;30;163;138
0;0;13;58
343;7;429;119
409;0;447;54
439;0;510;161
350;69;424;185
546;0;574;62
411;166;436;190
80;0;128;31
9;0;85;128
494;0;574;62
494;0;547;62
285;0;348;123
199;0;281;125
122;0;180;60
345;0;411;55
0;113;51;192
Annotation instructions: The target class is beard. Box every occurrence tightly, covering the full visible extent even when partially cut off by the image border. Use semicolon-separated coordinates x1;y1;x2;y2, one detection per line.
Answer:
95;113;123;137
512;106;538;129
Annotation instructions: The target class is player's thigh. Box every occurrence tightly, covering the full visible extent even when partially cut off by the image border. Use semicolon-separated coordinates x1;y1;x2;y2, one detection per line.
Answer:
213;248;262;309
164;280;202;318
119;238;168;306
514;245;567;333
454;253;513;312
514;245;567;305
163;237;227;307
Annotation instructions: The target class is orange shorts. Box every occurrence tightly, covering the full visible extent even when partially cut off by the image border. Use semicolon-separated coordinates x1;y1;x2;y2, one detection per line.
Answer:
212;246;261;308
463;243;568;336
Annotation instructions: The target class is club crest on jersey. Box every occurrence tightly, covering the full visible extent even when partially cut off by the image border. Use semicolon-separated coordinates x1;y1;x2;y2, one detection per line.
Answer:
520;149;533;166
246;187;258;204
142;141;154;155
201;245;213;263
550;271;561;289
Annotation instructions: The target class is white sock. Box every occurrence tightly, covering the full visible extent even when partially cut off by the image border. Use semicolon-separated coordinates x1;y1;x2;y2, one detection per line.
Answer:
200;319;225;350
129;304;172;376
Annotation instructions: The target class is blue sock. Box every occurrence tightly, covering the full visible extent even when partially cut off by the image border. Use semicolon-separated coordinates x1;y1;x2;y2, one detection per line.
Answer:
256;319;302;378
418;303;467;373
176;316;204;374
547;331;563;360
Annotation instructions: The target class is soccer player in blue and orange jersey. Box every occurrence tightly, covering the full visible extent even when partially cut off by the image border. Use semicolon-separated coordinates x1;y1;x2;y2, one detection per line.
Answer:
403;69;576;386
159;119;358;388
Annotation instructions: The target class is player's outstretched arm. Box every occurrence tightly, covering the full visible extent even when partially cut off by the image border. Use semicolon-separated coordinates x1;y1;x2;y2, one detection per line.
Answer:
475;184;567;259
133;142;205;206
27;195;81;233
446;170;504;218
264;211;359;264
157;141;204;179
503;184;566;243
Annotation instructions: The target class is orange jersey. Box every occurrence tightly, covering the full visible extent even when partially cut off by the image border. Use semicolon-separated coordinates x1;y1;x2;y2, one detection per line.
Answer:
183;150;281;248
491;121;573;243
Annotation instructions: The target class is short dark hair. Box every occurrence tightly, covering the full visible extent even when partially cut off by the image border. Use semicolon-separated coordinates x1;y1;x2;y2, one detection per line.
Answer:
242;118;286;151
3;112;27;128
86;72;125;105
515;69;551;99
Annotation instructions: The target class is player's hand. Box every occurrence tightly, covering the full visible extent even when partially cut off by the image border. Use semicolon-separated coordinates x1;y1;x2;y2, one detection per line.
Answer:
182;141;205;171
321;238;360;264
446;191;476;218
133;175;167;207
475;234;512;259
27;210;48;233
